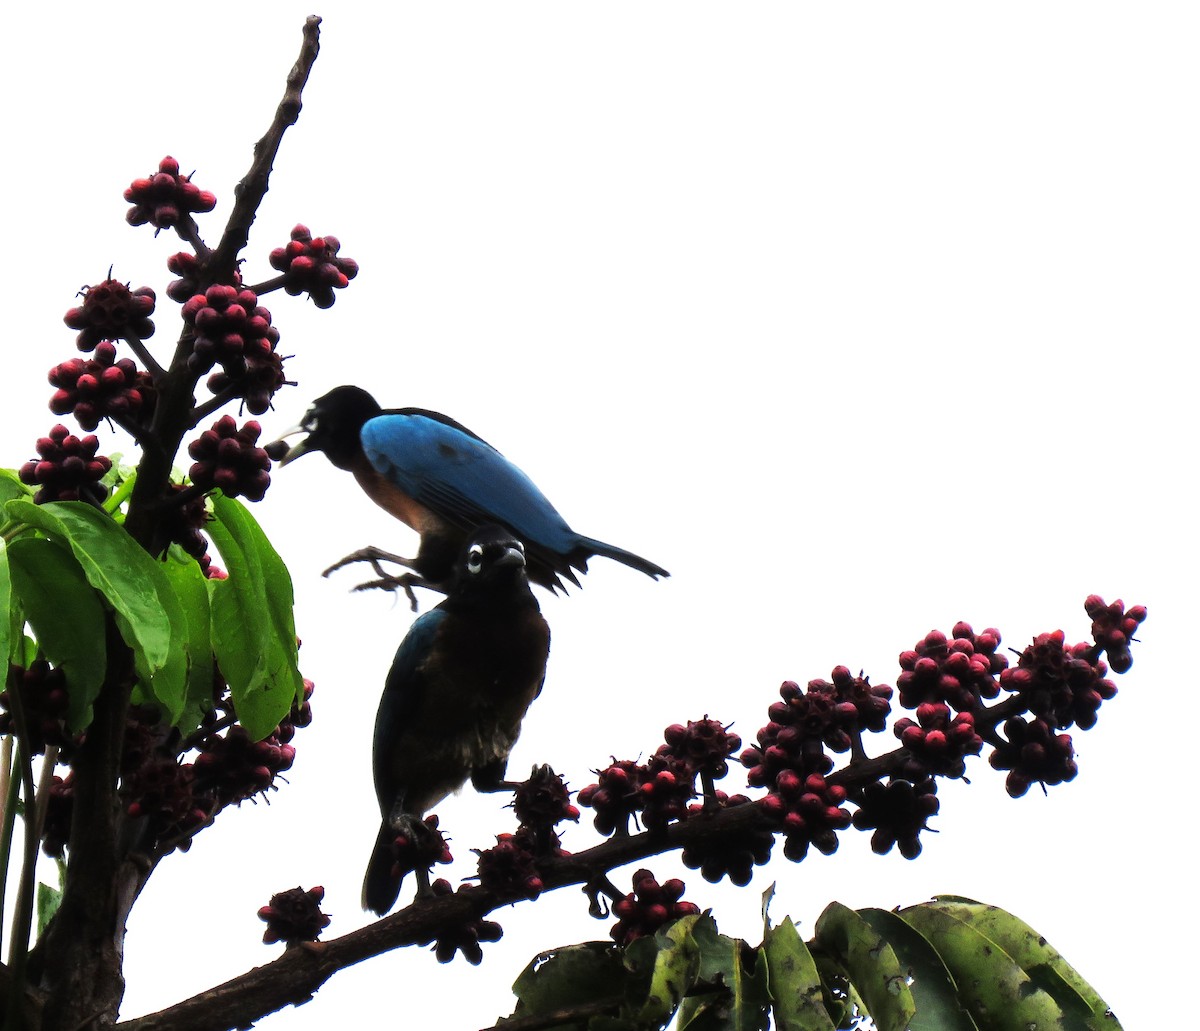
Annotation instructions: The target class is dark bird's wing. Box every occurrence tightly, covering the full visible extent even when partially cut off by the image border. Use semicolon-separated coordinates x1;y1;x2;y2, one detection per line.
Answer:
371;606;448;815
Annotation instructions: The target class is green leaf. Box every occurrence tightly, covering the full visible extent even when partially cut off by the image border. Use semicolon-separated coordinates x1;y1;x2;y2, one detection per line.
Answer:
5;499;187;720
857;908;979;1031
815;902;916;1031
6;537;107;730
0;539;11;672
763;916;835;1031
206;493;302;740
36;859;66;937
160;553;215;735
899;903;1072;1031
510;942;627;1028
925;898;1117;1028
676;916;770;1031
630;915;703;1027
0;470;32;508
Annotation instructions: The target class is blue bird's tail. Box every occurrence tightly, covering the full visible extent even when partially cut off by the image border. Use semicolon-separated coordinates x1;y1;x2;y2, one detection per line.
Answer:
572;537;670;581
362;821;402;916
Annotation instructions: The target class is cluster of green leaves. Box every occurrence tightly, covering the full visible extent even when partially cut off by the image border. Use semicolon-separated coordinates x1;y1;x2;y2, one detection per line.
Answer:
0;468;303;742
507;895;1120;1031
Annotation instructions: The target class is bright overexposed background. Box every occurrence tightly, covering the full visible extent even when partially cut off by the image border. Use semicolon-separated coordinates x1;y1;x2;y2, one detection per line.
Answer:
3;4;1194;1028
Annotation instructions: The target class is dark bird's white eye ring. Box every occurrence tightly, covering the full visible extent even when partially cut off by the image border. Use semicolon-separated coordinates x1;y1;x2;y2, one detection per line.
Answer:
467;544;485;574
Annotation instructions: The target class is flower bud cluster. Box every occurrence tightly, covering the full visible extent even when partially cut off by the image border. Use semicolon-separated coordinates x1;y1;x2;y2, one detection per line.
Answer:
269;224;359;309
19;425;111;504
610;869;700;946
64;280;156;352
258;886;331;947
125;156;216;230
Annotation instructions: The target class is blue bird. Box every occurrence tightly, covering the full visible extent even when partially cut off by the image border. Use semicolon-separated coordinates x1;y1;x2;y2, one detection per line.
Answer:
361;525;551;915
269;385;668;605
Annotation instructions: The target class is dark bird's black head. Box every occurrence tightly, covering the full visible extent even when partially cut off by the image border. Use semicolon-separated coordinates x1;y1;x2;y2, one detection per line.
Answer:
269;385;382;470
453;525;531;595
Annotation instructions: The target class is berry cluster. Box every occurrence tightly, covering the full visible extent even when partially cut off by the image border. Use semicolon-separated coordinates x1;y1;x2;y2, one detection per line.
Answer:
158;484;210;558
681;792;774;885
851;777;939;859
165;250;222;304
124;156;217;231
420;879;504;965
19;425;112;504
180;284;280;378
64;280;156;352
610;870;700;946
258;886;331;947
192;724;296;805
49;342;152;432
122;757;211;844
894;703;982;779
509;764;579;853
577;759;645;836
897;625;1006;712
759;771;852;862
999;630;1115;732
187;416;272;501
988;716;1077;798
40;775;74;859
658;718;742;780
0;661;77;757
741;671;893;790
268;224;359;309
474;832;544;901
579;718;744;837
379;815;454;890
1085;596;1146;675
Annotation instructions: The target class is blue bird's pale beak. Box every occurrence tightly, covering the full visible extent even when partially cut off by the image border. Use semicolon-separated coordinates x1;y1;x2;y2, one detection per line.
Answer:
266;425;314;466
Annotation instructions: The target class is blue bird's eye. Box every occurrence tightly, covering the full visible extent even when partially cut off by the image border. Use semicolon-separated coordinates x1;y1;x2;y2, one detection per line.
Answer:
467;545;484;574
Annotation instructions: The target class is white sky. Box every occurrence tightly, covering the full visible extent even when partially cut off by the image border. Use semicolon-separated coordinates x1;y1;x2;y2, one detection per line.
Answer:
3;3;1195;1028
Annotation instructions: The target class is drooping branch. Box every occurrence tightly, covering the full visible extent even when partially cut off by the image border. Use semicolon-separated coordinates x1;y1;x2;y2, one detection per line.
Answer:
113;733;937;1031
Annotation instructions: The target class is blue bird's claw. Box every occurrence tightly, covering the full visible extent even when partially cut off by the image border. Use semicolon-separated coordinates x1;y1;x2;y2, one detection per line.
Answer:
323;546;443;611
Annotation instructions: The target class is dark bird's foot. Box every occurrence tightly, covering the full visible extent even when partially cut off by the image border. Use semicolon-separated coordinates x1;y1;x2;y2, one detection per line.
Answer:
323;546;441;611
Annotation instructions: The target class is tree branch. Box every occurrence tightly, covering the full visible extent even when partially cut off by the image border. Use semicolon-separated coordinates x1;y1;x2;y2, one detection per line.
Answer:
207;16;322;282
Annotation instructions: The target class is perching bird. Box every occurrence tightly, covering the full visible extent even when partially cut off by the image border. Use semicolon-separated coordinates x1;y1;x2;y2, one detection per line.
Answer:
269;385;668;604
361;524;551;915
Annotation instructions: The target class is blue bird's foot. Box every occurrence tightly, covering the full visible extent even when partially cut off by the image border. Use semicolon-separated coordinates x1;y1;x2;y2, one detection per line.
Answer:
322;546;442;611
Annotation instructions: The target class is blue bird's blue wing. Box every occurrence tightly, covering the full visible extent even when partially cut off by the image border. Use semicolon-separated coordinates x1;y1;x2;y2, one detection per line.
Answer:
372;607;448;810
361;413;578;553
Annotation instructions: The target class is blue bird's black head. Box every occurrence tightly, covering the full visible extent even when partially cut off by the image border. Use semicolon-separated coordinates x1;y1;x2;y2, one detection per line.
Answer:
271;385;382;470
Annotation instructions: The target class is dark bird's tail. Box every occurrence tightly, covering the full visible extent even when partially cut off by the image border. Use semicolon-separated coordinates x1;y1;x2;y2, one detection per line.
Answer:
362;822;402;917
574;536;670;580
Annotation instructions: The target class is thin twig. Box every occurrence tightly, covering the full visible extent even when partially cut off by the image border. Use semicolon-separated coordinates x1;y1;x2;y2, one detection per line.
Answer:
122;333;167;382
243;274;289;296
208;17;322;280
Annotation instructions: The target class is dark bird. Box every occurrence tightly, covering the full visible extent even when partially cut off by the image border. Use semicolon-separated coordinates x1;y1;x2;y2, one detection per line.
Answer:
269;385;668;604
361;525;551;915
